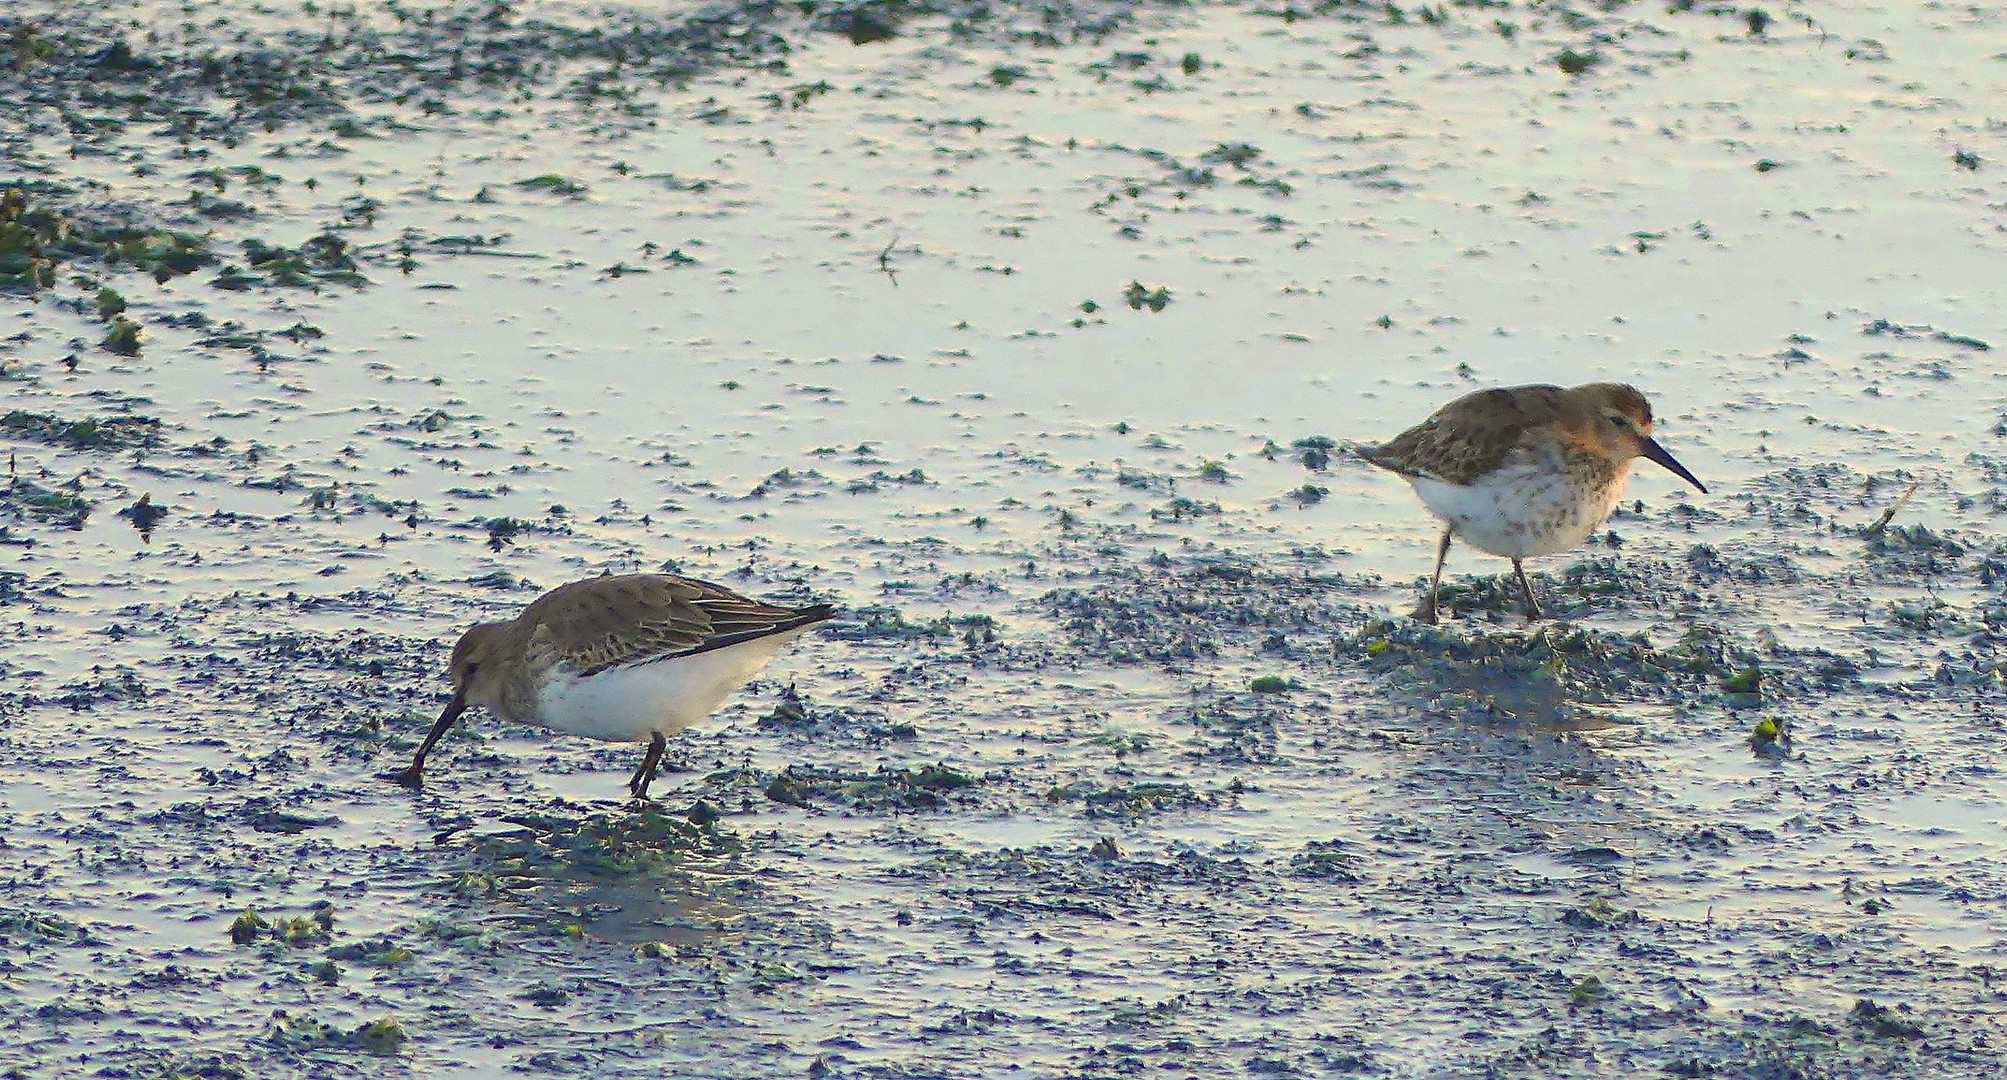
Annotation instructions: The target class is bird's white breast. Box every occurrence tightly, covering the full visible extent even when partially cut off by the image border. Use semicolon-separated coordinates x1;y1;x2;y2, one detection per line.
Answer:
531;629;809;743
1409;452;1632;559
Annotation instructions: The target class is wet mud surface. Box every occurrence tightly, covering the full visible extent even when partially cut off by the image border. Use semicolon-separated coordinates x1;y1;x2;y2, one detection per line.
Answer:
3;0;2006;1076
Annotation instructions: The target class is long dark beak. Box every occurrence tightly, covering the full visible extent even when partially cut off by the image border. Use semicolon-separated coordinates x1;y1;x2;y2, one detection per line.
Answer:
394;686;468;789
1640;436;1707;494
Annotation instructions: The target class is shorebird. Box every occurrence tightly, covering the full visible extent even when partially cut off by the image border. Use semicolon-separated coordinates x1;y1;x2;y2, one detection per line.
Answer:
1362;382;1707;623
395;573;834;799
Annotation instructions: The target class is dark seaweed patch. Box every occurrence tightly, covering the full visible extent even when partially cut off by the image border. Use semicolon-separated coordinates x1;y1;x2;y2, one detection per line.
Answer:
1289;839;1362;882
265;1013;406;1055
0;185;213;289
1044;556;1363;664
234;232;368;289
1;409;162;451
755;686;911;740
820;604;959;641
1045;779;1220;818
1849;999;1925;1040
1352;620;1740;723
0;0;1170;152
457;805;742;884
0;907;92;944
1;476;91;527
764;762;978;810
55;664;149;708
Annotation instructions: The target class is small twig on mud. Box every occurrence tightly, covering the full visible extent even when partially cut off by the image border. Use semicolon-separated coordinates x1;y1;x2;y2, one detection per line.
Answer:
877;235;899;285
1861;479;1921;539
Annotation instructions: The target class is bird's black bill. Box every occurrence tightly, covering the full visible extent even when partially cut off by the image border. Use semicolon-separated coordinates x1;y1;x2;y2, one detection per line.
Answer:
395;687;468;789
1640;436;1707;494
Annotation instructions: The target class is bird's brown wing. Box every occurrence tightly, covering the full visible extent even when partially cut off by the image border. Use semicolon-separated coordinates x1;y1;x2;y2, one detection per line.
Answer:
513;574;835;676
1361;384;1566;487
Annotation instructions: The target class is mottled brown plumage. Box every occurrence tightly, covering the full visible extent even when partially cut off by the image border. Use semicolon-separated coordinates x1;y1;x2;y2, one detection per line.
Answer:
491;573;831;684
1364;382;1705;623
1363;383;1654;486
396;574;834;798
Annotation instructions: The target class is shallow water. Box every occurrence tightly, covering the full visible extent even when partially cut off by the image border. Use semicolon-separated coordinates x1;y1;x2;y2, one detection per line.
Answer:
2;0;2006;1076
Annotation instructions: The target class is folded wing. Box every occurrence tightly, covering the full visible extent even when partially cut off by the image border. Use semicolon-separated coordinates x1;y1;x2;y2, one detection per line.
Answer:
1363;384;1566;487
516;575;834;676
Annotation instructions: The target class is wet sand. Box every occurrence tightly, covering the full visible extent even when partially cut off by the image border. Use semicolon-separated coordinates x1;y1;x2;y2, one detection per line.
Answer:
2;0;2004;1075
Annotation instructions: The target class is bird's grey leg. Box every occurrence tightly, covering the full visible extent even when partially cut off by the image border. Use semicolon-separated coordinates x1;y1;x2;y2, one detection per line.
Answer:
1513;558;1544;621
628;731;667;800
1418;526;1452;625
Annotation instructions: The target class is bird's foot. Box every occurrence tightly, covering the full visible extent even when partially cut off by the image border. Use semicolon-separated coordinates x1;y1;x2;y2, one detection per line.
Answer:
387;766;424;790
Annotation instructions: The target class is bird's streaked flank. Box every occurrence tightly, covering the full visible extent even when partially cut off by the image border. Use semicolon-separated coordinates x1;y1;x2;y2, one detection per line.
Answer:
396;573;834;799
1362;382;1707;624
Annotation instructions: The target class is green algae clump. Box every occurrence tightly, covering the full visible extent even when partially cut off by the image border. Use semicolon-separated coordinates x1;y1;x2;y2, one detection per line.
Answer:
765;763;977;810
227;909;268;945
0;185;213;290
1;410;161;451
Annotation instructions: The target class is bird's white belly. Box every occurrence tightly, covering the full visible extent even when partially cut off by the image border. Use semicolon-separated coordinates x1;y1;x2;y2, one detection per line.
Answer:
1410;459;1629;559
532;629;807;743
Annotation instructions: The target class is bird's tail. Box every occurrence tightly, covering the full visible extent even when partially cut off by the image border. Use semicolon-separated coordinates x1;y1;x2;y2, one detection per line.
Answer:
791;602;839;627
1348;440;1392;470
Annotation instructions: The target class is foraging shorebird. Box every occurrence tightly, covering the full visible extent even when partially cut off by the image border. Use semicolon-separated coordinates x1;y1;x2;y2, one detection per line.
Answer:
395;574;834;799
1362;382;1707;623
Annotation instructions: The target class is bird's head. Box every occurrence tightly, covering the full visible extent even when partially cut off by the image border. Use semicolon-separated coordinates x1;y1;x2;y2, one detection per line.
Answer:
447;621;510;705
1578;382;1707;494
